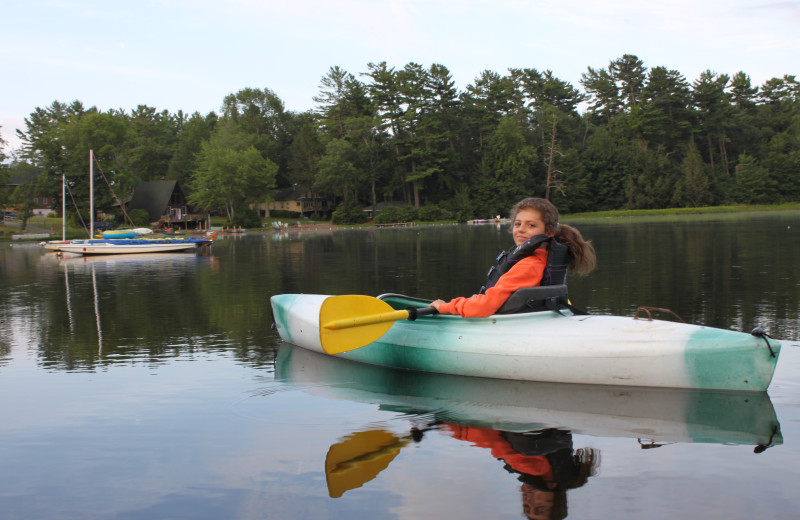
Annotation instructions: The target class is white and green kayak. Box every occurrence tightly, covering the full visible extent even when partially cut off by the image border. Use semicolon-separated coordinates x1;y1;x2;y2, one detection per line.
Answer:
269;293;782;392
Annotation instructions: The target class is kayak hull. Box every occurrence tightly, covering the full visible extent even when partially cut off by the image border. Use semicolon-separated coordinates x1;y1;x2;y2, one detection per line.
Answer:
269;293;781;391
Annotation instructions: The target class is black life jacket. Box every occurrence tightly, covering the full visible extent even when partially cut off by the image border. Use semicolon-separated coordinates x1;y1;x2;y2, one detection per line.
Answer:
480;234;586;316
480;234;568;294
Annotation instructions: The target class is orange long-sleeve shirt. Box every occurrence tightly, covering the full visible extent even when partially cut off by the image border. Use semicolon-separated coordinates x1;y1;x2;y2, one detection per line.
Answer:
445;424;554;480
437;249;548;318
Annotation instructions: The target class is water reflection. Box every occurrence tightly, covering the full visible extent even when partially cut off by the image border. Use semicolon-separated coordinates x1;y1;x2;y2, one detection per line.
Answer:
279;341;782;518
29;251;223;370
446;427;597;520
275;344;782;448
324;424;598;520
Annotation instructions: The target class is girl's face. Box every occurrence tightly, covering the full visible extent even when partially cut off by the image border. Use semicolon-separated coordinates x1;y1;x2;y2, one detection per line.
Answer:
512;208;550;246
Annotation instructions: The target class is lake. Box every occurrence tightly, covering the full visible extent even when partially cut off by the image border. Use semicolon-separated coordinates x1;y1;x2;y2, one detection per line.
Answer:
2;213;800;520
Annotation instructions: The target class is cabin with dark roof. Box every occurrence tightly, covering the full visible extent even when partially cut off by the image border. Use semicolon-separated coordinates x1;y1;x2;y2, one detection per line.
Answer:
126;180;207;230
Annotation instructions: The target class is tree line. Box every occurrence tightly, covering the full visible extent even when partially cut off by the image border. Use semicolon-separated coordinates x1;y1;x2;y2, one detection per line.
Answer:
2;54;799;224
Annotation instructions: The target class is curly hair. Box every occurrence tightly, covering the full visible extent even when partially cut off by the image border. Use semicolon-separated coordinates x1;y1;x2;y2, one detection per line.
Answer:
510;198;597;276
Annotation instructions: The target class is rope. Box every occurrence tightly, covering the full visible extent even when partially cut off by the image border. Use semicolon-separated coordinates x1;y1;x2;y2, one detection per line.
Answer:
91;153;136;228
64;181;89;233
751;327;776;358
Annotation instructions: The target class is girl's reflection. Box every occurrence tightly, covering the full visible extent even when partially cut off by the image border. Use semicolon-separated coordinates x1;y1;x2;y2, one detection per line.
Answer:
444;426;599;520
327;424;599;520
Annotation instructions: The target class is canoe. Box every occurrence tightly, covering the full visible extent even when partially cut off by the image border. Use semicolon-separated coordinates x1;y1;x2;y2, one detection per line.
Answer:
269;293;782;391
275;343;782;447
101;229;137;239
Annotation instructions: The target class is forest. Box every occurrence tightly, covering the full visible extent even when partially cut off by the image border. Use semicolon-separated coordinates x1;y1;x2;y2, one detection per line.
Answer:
1;54;799;225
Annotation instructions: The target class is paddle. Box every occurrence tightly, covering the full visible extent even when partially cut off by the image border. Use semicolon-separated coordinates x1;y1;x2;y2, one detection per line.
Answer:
325;429;411;498
325;426;430;498
319;295;438;355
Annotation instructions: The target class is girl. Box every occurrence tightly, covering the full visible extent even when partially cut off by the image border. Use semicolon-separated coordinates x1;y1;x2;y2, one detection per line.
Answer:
430;198;596;318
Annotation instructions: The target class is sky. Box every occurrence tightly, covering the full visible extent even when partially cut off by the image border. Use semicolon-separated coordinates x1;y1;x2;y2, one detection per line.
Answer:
2;0;798;154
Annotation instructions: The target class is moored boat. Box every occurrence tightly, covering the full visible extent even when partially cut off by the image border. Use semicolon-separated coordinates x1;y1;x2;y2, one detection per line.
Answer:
55;236;215;255
269;293;782;392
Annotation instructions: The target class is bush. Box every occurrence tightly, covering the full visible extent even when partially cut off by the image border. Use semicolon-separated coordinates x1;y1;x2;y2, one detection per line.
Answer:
269;210;302;218
332;200;368;225
231;208;262;228
417;204;452;221
440;188;473;223
128;209;151;227
373;204;418;224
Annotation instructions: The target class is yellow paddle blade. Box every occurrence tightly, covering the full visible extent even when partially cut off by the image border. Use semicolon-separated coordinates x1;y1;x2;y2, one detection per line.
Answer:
319;295;410;354
325;429;410;498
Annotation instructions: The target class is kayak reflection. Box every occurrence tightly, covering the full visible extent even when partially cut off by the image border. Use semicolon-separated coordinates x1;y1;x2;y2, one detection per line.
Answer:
324;423;597;520
275;343;782;450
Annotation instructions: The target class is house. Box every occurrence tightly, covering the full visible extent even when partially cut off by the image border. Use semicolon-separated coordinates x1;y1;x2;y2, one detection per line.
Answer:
256;189;333;217
126;180;207;230
3;173;55;216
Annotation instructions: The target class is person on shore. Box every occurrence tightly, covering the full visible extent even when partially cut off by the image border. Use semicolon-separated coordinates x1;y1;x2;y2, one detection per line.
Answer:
430;197;596;318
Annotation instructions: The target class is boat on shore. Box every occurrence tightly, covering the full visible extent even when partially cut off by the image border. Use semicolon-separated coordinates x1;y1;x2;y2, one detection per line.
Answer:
269;292;782;392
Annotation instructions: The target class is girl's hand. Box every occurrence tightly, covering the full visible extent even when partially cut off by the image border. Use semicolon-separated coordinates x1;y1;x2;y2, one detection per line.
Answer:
430;299;445;310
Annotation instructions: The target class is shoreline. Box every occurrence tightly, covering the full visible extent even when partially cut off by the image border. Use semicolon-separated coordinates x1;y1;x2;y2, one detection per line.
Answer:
4;203;800;241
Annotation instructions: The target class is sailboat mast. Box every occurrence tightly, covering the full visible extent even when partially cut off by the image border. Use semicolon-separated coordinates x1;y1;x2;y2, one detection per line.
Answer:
61;174;66;240
89;149;94;239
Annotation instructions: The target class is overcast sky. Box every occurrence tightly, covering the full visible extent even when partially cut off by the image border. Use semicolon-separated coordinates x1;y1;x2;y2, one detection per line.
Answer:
3;0;798;153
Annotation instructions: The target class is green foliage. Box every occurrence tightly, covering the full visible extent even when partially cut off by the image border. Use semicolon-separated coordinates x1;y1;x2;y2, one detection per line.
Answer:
331;199;368;224
440;187;474;222
373;204;418;224
11;56;800;220
673;141;713;207
417;204;452;221
128;208;151;226
231;207;262;228
623;141;676;209
269;210;301;218
731;153;779;203
189;121;278;221
316;139;359;200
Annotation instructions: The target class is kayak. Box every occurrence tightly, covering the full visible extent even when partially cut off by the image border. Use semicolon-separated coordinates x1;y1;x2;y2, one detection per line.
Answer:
102;229;137;239
269;293;782;391
275;343;782;447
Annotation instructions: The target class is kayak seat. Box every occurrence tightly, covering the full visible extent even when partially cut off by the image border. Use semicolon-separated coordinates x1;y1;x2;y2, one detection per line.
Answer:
495;285;574;315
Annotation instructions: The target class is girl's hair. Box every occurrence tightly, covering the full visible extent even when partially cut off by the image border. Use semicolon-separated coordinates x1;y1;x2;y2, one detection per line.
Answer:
510;197;597;276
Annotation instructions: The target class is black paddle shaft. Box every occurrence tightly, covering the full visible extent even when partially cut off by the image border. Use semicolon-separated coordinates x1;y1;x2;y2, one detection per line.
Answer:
406;306;439;321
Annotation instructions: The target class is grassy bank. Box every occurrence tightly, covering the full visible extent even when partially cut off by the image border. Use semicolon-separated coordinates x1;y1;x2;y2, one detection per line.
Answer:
564;202;800;220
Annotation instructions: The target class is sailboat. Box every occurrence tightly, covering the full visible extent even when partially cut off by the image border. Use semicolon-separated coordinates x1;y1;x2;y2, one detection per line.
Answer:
43;150;218;255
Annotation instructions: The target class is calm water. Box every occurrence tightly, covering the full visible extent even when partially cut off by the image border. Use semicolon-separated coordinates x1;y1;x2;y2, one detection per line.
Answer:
2;213;800;520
